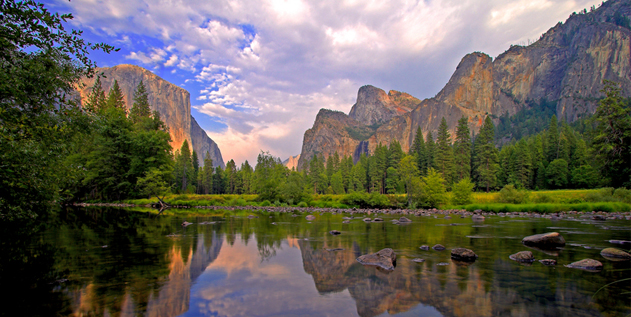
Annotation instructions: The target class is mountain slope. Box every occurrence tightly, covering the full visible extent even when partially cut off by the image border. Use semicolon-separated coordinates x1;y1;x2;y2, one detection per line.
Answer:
77;64;225;168
297;0;631;169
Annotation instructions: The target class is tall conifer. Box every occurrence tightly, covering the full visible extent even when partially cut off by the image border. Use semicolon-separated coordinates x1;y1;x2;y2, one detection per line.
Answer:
453;116;471;181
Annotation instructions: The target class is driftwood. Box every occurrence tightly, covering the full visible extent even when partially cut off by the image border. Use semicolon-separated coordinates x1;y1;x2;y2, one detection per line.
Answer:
154;195;171;214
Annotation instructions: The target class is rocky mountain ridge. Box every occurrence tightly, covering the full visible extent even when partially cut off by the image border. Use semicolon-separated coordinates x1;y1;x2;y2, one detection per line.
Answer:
297;0;630;170
282;154;301;170
77;64;225;168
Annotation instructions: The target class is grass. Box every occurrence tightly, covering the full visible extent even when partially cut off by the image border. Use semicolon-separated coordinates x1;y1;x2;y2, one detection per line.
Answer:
121;188;630;213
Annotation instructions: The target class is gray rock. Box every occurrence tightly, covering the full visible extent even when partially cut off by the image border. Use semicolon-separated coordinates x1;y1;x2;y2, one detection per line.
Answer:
372;218;384;222
565;258;603;271
356;248;397;271
363;217;372;222
398;217;412;223
432;244;446;251
522;232;566;248
419;245;430;251
451;248;478;261
472;215;485;221
600;248;631;260
412;258;425;263
342;220;350;224
509;251;535;263
305;215;315;221
539;259;557;266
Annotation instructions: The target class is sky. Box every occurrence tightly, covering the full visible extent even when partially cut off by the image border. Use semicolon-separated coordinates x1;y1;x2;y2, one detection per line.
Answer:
45;0;603;165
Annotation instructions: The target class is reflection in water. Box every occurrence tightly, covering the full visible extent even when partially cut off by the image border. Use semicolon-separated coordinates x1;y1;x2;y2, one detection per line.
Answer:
2;208;629;316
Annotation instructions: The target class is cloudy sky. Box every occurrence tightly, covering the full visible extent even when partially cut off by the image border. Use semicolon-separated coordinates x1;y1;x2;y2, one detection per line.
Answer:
46;0;602;165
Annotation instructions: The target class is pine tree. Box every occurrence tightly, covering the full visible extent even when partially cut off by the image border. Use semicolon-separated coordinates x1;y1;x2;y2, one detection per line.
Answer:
225;159;237;194
105;80;125;111
85;76;106;111
191;150;199;188
388;140;404;168
240;160;253;194
545;115;559;162
473;116;499;192
174;140;194;193
453;117;471;181
410;127;427;175
129;81;152;123
425;131;436;172
434;118;454;186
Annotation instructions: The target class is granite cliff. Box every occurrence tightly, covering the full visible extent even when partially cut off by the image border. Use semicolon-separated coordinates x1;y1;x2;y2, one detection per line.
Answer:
77;64;224;168
282;154;301;170
297;0;630;170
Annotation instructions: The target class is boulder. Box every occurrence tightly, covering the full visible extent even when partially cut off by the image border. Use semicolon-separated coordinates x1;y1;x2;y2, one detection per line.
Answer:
432;244;446;251
412;258;425;263
363;218;372;222
522;232;565;248
565;258;603;271
539;259;557;266
600;248;631;260
398;217;412;223
182;221;193;227
372;218;384;222
451;248;478;261
472;215;485;221
356;248;397;271
419;245;430;251
305;215;315;221
509;251;535;263
329;230;341;235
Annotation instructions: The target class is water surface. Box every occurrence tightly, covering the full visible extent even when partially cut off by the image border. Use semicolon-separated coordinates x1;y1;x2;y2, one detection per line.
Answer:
1;208;629;316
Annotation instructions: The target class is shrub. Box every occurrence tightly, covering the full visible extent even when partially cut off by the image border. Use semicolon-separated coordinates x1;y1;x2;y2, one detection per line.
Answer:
260;200;271;207
452;178;474;205
534;193;554;203
419;169;447;208
497;185;530;204
297;201;308;208
613;188;631;204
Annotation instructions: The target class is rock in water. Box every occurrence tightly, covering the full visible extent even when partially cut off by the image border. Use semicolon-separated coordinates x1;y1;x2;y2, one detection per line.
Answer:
372;218;384;222
356;248;397;271
419;245;430;251
247;215;258;219
539;259;557;266
522;232;565;248
600;248;631;260
363;218;372;222
432;244;446;251
398;217;412;223
305;215;315;221
182;221;193;227
565;259;603;271
451;248;478;261
342;220;350;224
509;251;535;263
412;258;425;263
472;215;485;221
329;230;341;235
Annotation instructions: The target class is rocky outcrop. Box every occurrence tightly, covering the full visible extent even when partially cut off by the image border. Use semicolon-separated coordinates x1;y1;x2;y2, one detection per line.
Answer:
282;154;301;170
348;86;417;126
190;116;224;168
77;64;224;168
297;0;630;168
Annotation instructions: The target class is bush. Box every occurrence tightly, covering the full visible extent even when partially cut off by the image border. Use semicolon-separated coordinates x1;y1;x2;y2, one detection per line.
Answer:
260;200;271;207
297;201;308;208
534;193;554;203
419;169;447;208
452;178;474;205
613;188;631;204
497;185;530;204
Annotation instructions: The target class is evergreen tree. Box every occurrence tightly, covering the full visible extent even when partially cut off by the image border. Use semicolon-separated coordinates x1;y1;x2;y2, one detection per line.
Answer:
398;155;420;206
591;81;631;187
85;76;107;111
340;155;353;193
202;152;213;194
240;160;253;194
331;171;345;194
385;167;398;194
434;118;454;185
105;80;125;111
225;159;238;194
425;131;436;172
388;140;404;168
473;116;499;192
453;117;471;181
129;81;152;123
213;166;225;194
191;150;199;187
351;160;367;192
546;158;569;189
174;140;194;193
410;126;427;175
545;115;560;162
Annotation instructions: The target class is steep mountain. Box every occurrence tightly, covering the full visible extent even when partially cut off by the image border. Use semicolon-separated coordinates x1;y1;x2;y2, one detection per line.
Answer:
282;154;301;170
297;0;630;170
77;64;225;168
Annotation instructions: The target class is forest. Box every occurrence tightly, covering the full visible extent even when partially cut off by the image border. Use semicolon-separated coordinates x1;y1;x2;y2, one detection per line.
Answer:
1;1;630;221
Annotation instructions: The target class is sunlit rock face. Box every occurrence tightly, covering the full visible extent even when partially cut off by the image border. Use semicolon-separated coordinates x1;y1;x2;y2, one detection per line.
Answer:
77;64;224;168
298;0;630;168
282;154;301;170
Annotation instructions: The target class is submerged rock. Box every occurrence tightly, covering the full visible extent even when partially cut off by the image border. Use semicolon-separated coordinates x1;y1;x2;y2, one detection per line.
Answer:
472;215;485;221
305;215;315;221
329;230;341;235
363;218;372;222
247;215;258;219
509;251;535;263
609;240;631;246
539;259;557;266
600;248;631;260
342;220;350;224
522;232;565;248
432;244;446;251
412;258;425;263
372;218;384;222
398;217;412;223
356;248;397;271
419;245;430;251
565;258;603;271
182;221;193;227
451;248;478;261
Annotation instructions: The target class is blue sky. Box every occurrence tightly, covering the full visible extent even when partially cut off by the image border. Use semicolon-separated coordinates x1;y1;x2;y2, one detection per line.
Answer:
45;0;603;165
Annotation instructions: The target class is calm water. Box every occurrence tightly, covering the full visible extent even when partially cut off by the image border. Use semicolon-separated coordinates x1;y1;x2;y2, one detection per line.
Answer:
1;207;630;317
